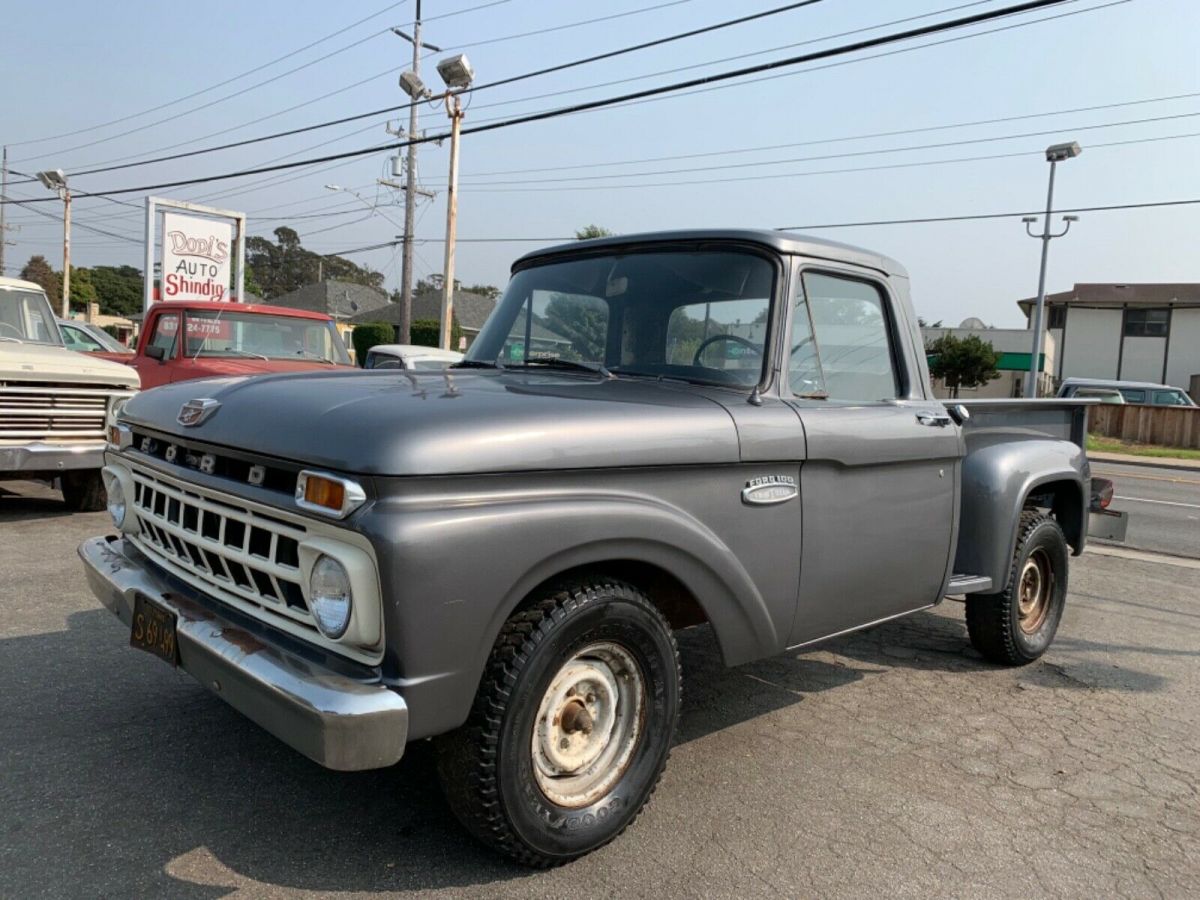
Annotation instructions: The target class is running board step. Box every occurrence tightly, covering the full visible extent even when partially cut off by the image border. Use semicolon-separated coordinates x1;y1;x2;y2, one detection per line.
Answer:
946;573;993;595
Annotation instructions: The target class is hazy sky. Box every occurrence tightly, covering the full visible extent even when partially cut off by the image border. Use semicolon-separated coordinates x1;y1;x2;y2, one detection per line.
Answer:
2;0;1198;326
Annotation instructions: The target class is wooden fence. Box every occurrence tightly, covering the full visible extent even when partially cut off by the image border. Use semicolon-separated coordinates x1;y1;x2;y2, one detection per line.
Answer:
1088;402;1200;449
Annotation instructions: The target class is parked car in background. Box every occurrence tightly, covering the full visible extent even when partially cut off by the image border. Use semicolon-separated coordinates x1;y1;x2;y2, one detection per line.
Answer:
129;301;355;389
82;230;1126;866
1;277;139;510
58;319;134;362
1068;387;1125;404
363;344;464;370
1057;377;1196;406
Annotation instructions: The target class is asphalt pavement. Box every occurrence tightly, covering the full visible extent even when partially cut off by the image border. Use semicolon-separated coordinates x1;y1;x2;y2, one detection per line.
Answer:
1093;460;1200;558
2;479;1199;899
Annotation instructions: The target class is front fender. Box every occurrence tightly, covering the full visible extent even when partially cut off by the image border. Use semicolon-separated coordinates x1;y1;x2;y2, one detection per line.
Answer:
361;486;781;740
953;438;1086;592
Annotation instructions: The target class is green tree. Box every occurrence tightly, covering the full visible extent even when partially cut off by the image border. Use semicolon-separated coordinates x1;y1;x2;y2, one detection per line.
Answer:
574;225;614;240
462;283;501;300
351;323;394;365
410;317;462;349
543;295;607;360
20;255;61;307
89;265;144;316
68;266;99;312
925;333;1001;398
246;227;383;299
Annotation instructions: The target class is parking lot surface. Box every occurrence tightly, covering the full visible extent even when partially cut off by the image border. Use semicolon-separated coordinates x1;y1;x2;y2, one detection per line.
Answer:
2;479;1198;899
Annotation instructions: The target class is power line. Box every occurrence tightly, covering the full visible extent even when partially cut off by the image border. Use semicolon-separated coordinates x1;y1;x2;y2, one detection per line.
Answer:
776;197;1200;230
1;0;1090;205
449;131;1200;192
7;2;411;153
48;0;828;181
310;196;1200;256
460;90;1200;179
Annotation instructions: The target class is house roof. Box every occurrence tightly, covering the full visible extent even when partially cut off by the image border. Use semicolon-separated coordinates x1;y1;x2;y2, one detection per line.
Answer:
349;287;497;331
1017;283;1200;312
265;279;390;319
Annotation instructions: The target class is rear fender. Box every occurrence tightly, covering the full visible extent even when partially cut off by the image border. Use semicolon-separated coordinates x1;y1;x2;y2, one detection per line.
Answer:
953;439;1086;592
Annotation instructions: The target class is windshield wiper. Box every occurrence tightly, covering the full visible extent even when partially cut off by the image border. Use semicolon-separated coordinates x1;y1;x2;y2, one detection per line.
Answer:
507;358;615;379
450;359;503;369
295;348;335;364
224;348;270;361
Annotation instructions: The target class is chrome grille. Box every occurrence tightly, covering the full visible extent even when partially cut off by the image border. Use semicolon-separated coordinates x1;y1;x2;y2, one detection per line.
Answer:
128;466;317;636
0;385;121;441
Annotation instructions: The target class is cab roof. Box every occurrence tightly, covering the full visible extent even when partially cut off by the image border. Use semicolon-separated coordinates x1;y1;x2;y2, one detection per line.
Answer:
148;300;333;321
0;276;49;293
513;229;908;278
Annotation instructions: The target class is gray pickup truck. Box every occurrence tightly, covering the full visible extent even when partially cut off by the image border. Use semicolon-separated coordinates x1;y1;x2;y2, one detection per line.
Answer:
79;230;1123;867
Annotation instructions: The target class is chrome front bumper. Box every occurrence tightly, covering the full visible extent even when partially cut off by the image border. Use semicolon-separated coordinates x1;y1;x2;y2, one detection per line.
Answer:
78;535;408;771
0;441;104;474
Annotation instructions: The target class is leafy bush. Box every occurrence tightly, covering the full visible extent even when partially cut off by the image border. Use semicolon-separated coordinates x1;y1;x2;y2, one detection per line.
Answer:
351;323;394;366
410;317;462;349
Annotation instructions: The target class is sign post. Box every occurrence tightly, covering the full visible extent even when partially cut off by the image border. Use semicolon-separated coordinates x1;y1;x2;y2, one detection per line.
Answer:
143;197;246;312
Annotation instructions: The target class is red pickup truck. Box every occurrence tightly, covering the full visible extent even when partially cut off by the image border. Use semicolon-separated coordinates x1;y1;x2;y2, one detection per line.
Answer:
129;301;355;389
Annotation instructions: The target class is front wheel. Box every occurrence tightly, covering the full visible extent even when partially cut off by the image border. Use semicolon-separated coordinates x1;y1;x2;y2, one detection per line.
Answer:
966;511;1069;665
436;579;680;867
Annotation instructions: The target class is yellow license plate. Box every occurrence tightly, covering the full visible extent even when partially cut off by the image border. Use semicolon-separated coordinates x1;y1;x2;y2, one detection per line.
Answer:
130;593;178;666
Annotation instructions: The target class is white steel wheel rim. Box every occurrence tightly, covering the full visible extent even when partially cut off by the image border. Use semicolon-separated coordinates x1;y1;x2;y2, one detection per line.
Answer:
531;641;646;808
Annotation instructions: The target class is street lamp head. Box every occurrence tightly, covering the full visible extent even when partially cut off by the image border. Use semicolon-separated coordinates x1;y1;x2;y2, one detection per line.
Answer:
324;184;342;192
1045;141;1082;162
398;70;430;100
1063;214;1079;222
1021;216;1038;224
36;168;67;191
436;53;474;90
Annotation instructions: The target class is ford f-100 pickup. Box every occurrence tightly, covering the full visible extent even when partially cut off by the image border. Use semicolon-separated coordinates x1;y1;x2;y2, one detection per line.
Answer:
79;230;1125;866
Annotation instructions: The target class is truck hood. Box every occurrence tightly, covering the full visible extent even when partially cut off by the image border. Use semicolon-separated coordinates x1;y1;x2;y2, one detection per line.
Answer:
176;358;356;378
1;342;140;389
120;368;740;475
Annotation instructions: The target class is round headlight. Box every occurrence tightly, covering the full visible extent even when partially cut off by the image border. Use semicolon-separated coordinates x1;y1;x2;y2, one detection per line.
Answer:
102;469;126;529
310;555;353;639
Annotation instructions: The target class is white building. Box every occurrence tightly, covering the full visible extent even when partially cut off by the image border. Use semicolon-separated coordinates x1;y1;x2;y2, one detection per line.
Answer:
1018;283;1200;392
922;326;1056;399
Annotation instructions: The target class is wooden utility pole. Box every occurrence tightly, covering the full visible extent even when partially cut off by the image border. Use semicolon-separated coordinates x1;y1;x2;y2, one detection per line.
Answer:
60;186;71;317
439;94;463;351
0;147;10;274
398;0;424;345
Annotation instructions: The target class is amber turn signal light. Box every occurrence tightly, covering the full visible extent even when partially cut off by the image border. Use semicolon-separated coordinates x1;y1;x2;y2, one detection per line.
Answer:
304;475;346;511
294;470;366;519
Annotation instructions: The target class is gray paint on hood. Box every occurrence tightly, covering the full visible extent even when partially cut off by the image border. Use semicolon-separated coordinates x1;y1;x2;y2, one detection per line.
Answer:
121;369;740;475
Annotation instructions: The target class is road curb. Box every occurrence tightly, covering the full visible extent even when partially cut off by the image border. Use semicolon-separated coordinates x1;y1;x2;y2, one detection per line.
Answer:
1088;451;1200;473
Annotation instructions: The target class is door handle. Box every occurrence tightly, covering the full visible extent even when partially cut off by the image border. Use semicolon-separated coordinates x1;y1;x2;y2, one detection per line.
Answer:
916;412;953;427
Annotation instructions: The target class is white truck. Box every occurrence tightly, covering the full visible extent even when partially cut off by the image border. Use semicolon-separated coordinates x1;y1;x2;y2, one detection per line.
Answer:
1;277;139;509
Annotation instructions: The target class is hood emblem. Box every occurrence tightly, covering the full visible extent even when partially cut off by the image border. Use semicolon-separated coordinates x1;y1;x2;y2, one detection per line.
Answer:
742;474;797;506
178;398;221;427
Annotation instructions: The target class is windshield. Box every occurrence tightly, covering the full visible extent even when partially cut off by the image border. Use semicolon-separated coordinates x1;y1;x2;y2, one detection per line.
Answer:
180;310;351;364
0;288;62;345
466;250;775;388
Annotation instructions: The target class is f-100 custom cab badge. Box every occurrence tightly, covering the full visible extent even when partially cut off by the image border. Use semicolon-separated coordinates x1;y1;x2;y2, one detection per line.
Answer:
177;398;221;427
741;474;797;506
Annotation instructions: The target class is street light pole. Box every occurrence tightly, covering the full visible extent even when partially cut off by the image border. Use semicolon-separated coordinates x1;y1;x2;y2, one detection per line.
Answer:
1024;141;1081;398
440;94;463;351
35;169;71;317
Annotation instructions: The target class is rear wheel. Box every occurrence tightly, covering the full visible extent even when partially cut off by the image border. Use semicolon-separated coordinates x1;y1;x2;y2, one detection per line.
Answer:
436;579;680;867
967;511;1069;665
61;470;106;512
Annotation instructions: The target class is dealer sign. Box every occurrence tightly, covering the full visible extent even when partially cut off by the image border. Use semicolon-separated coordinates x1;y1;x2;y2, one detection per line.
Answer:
161;212;233;302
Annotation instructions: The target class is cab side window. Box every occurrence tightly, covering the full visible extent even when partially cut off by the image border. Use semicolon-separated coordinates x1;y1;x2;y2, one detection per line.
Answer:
789;272;900;402
148;313;180;358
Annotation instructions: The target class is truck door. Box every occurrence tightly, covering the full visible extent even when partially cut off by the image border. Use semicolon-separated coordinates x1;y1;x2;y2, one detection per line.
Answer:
783;267;961;647
129;310;182;390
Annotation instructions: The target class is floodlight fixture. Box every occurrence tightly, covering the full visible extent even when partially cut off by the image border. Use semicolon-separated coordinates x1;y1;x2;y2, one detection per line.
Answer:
436;54;474;90
399;70;430;100
1045;142;1082;162
36;169;67;191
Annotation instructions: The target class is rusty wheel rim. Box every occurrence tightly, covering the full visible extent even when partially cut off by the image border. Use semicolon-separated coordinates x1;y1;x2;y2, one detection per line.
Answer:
1017;548;1053;634
531;642;645;809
